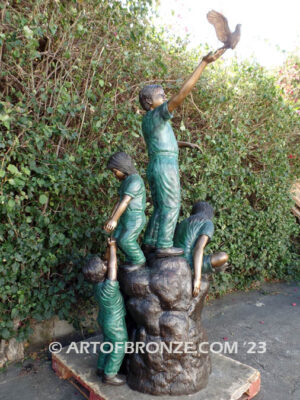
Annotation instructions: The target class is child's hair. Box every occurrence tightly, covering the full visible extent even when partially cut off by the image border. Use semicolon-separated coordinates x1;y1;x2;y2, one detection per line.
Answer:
83;256;107;283
139;84;163;111
107;152;137;176
191;201;214;220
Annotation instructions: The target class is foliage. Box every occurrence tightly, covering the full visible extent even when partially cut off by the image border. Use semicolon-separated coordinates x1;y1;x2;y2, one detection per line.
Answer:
276;55;300;176
0;0;299;340
277;55;300;110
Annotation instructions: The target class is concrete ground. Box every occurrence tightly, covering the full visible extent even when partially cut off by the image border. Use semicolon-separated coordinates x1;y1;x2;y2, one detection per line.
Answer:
0;281;299;400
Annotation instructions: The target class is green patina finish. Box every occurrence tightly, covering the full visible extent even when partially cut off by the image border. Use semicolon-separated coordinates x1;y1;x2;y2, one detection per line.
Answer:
118;174;146;213
174;216;215;272
142;101;178;157
142;101;181;248
114;174;146;265
93;279;128;376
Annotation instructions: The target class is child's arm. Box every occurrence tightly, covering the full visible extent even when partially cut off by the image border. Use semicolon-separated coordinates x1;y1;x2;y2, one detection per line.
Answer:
192;235;210;297
111;201;120;216
104;195;132;233
168;47;226;113
103;245;110;262
107;238;117;281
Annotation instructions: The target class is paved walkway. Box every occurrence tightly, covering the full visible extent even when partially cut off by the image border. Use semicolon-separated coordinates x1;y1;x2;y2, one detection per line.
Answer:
0;282;299;400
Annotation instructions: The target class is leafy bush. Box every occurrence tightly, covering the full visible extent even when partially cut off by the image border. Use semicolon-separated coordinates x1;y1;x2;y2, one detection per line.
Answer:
0;0;299;340
276;55;300;176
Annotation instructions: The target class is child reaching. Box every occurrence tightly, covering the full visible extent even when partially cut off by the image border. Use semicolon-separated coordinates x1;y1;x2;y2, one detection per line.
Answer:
104;152;146;268
139;48;226;258
83;237;128;385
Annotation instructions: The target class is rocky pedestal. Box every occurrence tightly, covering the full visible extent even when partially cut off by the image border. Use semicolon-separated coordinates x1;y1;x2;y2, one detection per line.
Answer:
118;256;211;396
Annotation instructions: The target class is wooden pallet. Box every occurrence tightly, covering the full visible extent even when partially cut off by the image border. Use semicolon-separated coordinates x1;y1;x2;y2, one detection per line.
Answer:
51;336;260;400
52;355;105;400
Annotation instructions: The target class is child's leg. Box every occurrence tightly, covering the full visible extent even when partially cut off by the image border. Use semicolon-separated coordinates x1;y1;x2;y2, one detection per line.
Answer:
117;213;146;265
155;156;181;248
143;207;160;247
97;338;110;370
202;255;214;274
157;205;180;248
200;252;229;274
143;162;160;247
103;319;128;376
210;252;229;271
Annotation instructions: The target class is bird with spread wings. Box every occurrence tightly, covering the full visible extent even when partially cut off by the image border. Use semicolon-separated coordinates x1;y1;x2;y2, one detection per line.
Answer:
207;10;241;50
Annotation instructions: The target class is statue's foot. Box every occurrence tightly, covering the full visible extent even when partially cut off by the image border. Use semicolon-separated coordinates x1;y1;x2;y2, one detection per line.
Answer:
210;252;229;268
96;368;104;377
213;262;229;274
156;247;184;258
103;373;126;386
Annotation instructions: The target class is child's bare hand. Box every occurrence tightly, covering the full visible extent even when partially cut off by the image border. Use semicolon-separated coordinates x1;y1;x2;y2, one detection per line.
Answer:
107;237;117;247
193;278;201;297
202;48;226;64
104;219;117;233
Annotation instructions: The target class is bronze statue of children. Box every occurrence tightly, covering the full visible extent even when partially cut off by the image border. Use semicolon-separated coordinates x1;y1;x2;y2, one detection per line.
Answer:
83;238;128;386
139;48;226;259
174;201;228;297
104;152;146;268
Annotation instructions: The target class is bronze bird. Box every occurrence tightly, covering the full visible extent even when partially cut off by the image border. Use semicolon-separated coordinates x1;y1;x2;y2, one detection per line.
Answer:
207;10;241;49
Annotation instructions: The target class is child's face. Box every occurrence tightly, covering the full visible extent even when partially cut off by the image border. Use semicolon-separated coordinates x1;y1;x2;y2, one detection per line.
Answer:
112;168;126;181
151;87;167;109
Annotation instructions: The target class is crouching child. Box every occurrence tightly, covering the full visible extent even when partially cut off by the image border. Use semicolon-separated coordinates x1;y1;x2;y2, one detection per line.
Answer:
174;201;229;297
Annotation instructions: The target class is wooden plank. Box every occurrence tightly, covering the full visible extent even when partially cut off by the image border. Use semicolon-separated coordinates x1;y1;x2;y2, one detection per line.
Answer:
237;370;260;399
245;371;261;399
52;354;105;400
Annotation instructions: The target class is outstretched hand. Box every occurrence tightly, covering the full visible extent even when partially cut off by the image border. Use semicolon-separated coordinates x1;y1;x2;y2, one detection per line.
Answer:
107;237;117;247
104;219;117;233
202;47;226;64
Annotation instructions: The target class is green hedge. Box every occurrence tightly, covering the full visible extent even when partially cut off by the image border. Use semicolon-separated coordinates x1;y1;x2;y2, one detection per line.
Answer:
0;0;299;340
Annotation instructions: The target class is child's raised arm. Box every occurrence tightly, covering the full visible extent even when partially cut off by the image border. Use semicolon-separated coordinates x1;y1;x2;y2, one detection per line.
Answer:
107;237;118;281
192;234;210;297
168;47;226;113
104;195;132;233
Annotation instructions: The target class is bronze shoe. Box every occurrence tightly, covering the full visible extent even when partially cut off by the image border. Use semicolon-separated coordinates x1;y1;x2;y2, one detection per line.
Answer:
156;247;184;258
102;373;126;386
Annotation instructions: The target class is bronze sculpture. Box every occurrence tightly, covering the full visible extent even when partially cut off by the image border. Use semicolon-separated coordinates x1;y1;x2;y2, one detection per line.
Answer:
139;47;227;259
207;10;241;50
174;201;229;297
121;10;239;393
84;9;240;395
83;238;127;385
118;253;212;395
104;152;146;269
